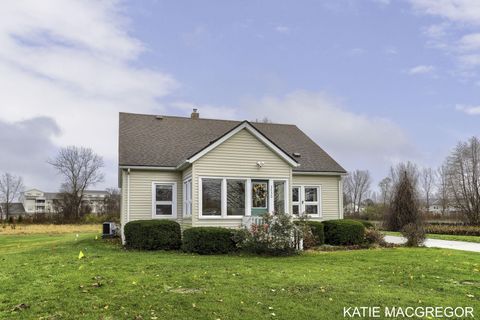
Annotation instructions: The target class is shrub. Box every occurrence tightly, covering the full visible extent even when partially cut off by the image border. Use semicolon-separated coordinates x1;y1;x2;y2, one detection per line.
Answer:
239;213;300;256
323;219;365;245
182;227;236;254
401;223;426;247
425;225;480;236
364;228;386;246
384;169;422;231
358;220;375;229
124;220;181;250
306;221;325;246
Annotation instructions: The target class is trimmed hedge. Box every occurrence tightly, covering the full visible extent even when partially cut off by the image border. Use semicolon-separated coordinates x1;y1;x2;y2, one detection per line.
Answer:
182;227;236;254
323;219;365;245
306;221;325;246
124;220;182;250
425;225;480;236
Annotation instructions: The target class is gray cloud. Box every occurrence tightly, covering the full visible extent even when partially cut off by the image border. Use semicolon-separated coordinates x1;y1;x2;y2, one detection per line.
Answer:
0;117;61;190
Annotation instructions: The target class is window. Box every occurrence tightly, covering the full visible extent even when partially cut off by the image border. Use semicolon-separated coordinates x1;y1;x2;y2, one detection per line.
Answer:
292;186;300;215
291;185;321;217
199;177;288;218
202;178;222;216
274;181;286;214
227;180;246;216
304;187;319;215
183;179;192;217
252;182;267;208
152;182;176;218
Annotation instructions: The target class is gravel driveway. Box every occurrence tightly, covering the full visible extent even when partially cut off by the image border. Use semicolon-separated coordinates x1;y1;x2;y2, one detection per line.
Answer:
385;235;480;253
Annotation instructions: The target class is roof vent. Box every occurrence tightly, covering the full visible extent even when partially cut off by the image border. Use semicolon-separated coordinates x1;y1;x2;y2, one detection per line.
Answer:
155;115;163;120
292;152;301;158
191;108;199;119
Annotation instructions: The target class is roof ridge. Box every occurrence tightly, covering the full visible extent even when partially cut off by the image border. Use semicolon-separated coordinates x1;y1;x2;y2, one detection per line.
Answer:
120;112;297;126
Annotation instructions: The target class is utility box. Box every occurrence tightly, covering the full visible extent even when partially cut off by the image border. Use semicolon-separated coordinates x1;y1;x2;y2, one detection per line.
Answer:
102;222;117;238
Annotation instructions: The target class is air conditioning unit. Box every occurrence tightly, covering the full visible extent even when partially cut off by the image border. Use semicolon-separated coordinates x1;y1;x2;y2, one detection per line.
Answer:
102;222;117;238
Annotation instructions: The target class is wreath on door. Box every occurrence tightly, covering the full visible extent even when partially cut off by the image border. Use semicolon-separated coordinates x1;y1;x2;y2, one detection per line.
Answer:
252;183;267;208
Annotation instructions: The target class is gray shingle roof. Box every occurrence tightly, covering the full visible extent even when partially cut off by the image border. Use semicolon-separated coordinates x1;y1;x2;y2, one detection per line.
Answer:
119;113;345;173
0;203;26;216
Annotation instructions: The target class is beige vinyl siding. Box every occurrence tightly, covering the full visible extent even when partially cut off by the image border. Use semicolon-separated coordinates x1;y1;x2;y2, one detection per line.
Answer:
121;169;184;224
192;128;292;227
181;166;193;225
182;166;192;179
292;174;342;221
120;169;127;227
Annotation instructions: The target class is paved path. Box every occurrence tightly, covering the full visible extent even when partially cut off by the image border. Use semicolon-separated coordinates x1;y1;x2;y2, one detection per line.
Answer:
385;235;480;253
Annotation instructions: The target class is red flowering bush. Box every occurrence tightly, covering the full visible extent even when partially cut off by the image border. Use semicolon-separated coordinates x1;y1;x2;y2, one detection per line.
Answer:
237;213;301;256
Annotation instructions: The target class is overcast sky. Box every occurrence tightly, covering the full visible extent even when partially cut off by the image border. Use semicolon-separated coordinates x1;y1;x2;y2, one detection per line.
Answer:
0;0;479;192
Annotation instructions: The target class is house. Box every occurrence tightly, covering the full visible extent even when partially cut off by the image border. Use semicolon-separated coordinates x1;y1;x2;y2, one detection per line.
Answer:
0;203;26;220
118;110;346;239
20;189;109;215
428;200;456;215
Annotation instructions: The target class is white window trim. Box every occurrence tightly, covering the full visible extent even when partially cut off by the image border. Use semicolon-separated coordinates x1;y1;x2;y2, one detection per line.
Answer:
292;185;322;218
270;179;289;214
198;176;289;219
199;176;247;219
292;185;301;215
183;178;192;218
151;181;177;219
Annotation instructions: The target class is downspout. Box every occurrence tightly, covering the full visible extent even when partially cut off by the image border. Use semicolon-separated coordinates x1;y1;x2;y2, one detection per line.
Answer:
122;168;131;244
127;168;131;223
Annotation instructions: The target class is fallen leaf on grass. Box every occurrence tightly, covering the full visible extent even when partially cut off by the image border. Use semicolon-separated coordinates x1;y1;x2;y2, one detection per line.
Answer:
11;303;29;311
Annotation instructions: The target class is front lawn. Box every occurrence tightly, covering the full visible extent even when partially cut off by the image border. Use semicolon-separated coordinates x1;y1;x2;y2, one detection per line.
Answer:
0;232;479;319
384;231;480;243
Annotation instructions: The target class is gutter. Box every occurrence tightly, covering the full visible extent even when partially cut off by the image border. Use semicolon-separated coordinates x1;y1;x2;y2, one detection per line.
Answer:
293;171;347;176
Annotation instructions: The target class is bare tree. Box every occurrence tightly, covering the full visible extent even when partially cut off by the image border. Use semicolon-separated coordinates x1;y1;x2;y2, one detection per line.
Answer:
103;188;121;217
0;173;24;220
445;136;480;225
389;161;420;189
420;167;435;212
344;170;372;214
378;177;393;207
48;146;104;220
436;165;450;215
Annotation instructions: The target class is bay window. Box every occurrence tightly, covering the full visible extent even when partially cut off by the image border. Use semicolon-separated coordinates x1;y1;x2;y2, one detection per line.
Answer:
199;177;288;218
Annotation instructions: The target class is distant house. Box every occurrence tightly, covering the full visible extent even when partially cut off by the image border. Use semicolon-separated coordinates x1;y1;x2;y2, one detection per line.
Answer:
428;200;456;215
19;189;108;215
118;110;346;238
0;203;26;219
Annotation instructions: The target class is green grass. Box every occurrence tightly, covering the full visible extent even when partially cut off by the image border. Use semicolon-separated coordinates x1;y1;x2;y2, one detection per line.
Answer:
0;233;479;319
384;231;480;243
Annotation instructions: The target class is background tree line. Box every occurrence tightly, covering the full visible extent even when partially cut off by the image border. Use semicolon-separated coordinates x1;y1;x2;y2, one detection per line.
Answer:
344;136;480;226
0;146;120;223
